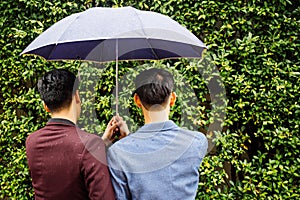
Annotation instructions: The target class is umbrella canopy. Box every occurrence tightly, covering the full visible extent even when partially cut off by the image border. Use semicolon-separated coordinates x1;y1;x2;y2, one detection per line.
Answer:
21;6;206;62
21;6;207;114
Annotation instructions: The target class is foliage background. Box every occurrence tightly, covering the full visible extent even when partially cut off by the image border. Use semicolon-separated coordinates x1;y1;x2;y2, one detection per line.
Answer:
0;0;299;199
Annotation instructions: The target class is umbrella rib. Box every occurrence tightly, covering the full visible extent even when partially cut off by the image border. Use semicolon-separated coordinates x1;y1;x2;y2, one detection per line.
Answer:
57;14;81;43
133;10;160;60
48;13;83;59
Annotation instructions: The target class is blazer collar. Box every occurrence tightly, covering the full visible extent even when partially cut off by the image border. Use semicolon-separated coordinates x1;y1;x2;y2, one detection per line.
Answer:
48;118;76;126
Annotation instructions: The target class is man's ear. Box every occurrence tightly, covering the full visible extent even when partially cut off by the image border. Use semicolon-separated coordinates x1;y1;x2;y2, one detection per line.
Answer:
170;92;177;107
43;102;51;113
133;93;143;108
75;90;81;104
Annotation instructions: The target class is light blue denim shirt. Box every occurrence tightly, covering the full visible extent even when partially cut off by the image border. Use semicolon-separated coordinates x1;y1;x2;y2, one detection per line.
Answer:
107;120;208;200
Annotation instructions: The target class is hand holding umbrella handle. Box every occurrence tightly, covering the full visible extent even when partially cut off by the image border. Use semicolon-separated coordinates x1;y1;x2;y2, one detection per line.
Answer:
102;115;129;146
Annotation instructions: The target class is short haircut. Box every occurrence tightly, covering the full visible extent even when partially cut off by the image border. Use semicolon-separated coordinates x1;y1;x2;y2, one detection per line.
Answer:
134;68;174;110
37;69;79;112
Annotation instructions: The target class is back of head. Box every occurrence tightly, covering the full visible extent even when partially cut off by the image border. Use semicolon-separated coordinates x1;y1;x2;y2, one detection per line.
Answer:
134;68;174;110
37;69;79;112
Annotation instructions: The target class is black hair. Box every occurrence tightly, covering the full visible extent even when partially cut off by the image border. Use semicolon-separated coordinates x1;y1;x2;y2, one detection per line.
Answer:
37;69;79;112
134;68;174;110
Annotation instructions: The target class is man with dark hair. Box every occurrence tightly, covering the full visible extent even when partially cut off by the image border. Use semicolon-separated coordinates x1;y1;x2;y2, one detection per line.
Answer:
26;69;128;199
107;68;208;200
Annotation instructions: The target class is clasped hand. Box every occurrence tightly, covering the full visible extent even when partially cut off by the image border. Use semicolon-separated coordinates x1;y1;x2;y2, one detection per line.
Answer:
102;116;129;146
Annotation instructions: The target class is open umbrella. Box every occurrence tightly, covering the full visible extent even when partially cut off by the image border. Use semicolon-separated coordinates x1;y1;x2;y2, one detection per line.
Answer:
21;6;207;113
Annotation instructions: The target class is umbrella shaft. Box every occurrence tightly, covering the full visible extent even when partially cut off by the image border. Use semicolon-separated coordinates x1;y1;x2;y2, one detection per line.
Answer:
116;39;119;115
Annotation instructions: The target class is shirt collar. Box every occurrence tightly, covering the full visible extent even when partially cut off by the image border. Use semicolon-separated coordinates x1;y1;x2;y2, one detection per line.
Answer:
138;120;178;133
48;118;76;126
128;120;179;139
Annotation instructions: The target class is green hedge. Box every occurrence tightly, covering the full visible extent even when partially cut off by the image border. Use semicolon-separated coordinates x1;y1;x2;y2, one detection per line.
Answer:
1;0;299;199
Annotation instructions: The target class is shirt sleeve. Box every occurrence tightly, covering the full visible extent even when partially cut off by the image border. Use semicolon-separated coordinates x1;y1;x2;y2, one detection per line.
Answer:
80;135;115;200
107;147;131;200
199;132;208;159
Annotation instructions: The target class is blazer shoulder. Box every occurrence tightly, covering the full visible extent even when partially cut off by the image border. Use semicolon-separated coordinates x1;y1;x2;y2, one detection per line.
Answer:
77;129;105;148
26;128;44;145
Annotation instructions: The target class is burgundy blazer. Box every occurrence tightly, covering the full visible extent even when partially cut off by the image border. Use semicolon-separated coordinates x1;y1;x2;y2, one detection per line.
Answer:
26;118;115;200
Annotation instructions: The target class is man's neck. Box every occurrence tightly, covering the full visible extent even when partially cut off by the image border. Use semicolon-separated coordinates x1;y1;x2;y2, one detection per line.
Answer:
51;110;77;125
143;109;169;124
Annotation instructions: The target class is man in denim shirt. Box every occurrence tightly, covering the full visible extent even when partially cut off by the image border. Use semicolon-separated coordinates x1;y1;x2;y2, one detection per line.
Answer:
107;68;208;200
